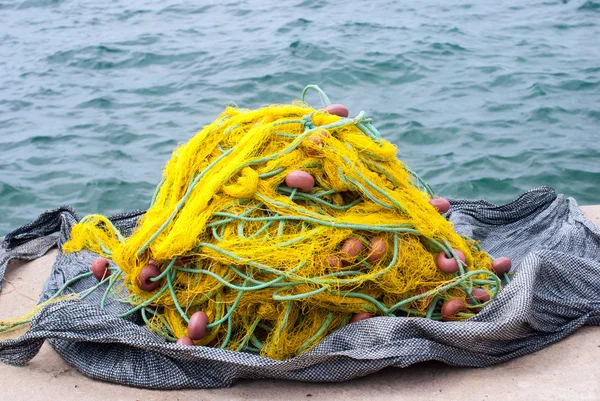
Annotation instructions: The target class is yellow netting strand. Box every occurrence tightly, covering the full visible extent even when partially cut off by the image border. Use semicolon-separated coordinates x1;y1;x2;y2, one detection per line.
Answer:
60;85;501;360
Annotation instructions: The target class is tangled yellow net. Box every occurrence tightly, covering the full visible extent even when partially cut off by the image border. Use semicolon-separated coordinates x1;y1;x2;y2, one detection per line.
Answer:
62;85;501;360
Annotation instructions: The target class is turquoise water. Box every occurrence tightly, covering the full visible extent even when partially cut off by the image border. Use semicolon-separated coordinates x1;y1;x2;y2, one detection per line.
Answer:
1;0;599;234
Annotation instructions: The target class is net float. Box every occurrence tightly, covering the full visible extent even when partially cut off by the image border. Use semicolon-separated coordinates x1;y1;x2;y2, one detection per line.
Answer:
340;237;363;261
350;313;372;323
325;255;342;269
137;264;162;291
429;198;450;214
91;257;111;281
188;311;209;341
492;257;512;275
416;287;435;306
435;249;466;273
325;104;349;117
367;237;387;262
285;170;314;192
305;138;321;156
305;130;329;156
174;257;188;267
442;298;465;321
468;288;491;305
176;336;194;346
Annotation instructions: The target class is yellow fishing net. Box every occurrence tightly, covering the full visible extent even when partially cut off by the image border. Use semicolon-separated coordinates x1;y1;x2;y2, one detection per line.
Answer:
62;85;501;360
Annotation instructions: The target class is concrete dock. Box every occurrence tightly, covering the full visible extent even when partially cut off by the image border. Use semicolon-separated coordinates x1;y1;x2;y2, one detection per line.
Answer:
0;206;598;400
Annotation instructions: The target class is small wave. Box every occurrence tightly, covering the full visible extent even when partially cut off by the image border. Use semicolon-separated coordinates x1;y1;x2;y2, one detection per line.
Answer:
389;73;425;85
95;149;136;162
74;179;156;213
473;65;502;74
149;139;179;153
114;34;161;47
104;133;145;147
370;54;415;73
17;0;61;9
0;34;17;45
294;0;327;9
0;182;39;205
340;21;409;32
115;9;151;21
553;22;597;29
447;27;465;35
47;46;207;70
158;102;199;114
0;118;18;129
510;25;534;32
521;83;548;100
444;177;525;203
277;18;313;34
89;123;144;146
461;155;508;171
289;40;337;61
473;119;520;128
397;128;438;145
116;84;181;97
557;79;599;91
427;42;469;54
19;70;55;79
526;106;568;124
490;74;522;88
588;110;600;121
0;99;33;112
578;1;600;11
433;83;490;97
0;134;80;151
27;170;81;183
26;156;54;166
76;97;116;109
403;120;423;129
159;4;214;15
46;45;125;64
29;134;80;145
24;87;62;98
148;121;180;130
134;51;208;68
233;9;252;17
486;103;523;113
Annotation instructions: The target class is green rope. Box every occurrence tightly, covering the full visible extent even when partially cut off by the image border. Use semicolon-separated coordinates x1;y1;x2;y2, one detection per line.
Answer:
301;84;332;106
297;312;334;354
219;309;234;349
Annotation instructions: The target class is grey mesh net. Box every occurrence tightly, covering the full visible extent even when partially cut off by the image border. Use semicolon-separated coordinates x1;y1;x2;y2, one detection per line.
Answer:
0;186;599;389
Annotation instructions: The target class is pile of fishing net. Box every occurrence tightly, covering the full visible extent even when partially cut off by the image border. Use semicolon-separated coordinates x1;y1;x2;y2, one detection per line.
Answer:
59;85;511;360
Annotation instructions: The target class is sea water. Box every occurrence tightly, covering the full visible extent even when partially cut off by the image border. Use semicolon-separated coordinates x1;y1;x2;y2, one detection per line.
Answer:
0;0;599;233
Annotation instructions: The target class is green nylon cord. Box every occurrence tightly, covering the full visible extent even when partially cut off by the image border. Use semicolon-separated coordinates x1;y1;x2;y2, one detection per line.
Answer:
301;84;332;106
219;309;234;349
296;312;334;354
